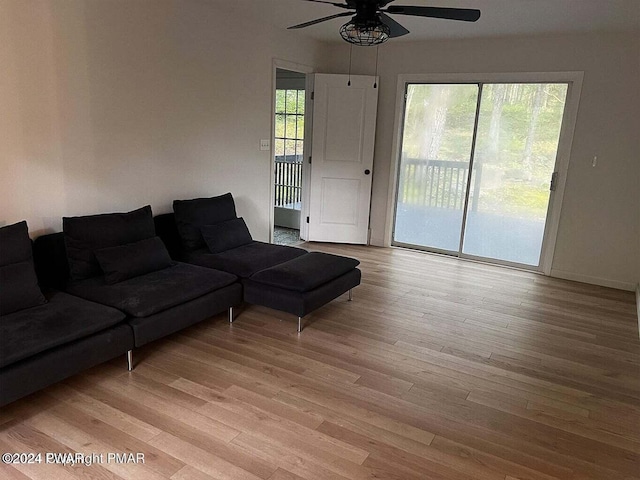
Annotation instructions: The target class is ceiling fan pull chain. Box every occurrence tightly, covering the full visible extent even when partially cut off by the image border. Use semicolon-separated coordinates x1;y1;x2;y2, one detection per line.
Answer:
347;44;353;86
373;45;379;88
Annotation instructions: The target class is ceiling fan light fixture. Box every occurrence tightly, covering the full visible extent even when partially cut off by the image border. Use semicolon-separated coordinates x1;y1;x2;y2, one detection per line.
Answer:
339;20;390;46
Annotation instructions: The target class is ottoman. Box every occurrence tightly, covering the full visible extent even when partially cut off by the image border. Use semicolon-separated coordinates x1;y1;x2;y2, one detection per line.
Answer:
241;252;361;332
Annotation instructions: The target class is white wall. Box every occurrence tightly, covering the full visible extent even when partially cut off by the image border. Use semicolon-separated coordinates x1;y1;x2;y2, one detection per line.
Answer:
321;30;640;290
1;1;637;290
0;0;323;241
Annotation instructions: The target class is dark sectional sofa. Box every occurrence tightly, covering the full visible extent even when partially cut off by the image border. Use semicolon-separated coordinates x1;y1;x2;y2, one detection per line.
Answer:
0;193;360;406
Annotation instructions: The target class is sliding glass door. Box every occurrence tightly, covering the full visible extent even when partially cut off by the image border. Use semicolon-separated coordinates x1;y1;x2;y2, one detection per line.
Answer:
394;84;479;252
393;81;569;269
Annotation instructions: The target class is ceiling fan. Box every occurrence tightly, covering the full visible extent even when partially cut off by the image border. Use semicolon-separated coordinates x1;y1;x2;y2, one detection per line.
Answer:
288;0;481;46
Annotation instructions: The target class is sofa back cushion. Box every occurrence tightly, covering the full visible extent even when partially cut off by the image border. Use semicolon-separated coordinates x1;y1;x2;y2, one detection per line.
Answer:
95;236;173;284
0;221;33;267
201;217;253;254
153;213;183;260
0;221;47;316
63;205;155;281
173;193;237;252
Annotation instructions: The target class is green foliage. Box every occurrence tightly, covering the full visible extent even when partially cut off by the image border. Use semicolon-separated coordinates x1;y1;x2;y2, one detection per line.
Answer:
275;89;305;156
478;183;551;219
399;83;568;216
276;89;305;114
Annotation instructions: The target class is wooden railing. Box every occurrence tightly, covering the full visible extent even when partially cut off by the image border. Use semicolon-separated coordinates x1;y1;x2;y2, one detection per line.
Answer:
398;157;481;211
274;155;303;209
275;156;480;212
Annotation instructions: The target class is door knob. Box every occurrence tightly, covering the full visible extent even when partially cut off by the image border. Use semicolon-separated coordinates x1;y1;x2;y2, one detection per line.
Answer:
364;169;371;175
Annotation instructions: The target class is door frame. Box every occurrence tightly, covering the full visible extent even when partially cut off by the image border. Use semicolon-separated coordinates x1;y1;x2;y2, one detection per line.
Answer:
270;59;314;243
384;72;584;275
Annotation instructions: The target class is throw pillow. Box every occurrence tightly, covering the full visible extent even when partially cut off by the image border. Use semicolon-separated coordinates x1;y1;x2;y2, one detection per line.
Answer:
201;217;253;254
94;236;172;284
0;261;48;315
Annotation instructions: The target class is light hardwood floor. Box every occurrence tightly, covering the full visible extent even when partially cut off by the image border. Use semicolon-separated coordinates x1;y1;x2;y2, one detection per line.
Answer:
1;244;639;480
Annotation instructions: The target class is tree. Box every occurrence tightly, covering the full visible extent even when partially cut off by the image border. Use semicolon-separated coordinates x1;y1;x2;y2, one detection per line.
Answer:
522;84;545;180
486;83;506;165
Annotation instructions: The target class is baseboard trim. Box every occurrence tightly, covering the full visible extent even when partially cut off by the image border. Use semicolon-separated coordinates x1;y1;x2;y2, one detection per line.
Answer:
549;269;636;292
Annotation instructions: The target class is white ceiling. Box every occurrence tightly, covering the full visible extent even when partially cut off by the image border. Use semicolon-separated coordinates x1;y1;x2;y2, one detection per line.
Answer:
226;0;640;44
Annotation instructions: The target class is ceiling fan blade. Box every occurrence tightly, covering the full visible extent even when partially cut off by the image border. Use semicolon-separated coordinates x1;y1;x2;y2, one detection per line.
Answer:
288;12;352;29
380;13;409;38
385;6;481;22
300;0;351;9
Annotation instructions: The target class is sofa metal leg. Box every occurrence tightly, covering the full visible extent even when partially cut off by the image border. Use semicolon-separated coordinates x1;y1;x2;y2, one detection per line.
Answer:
298;316;303;333
126;350;133;371
229;306;234;323
348;289;353;301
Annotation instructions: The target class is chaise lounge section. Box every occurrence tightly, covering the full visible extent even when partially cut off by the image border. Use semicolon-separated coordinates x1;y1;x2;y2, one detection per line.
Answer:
158;193;362;331
243;252;361;332
171;193;307;276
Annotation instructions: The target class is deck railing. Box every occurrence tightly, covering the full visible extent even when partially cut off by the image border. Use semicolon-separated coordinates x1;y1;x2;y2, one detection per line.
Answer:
274;155;303;210
275;156;480;212
398;157;482;211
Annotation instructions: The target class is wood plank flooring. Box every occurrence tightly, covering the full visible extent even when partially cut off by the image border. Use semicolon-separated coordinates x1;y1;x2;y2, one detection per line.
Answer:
1;244;639;480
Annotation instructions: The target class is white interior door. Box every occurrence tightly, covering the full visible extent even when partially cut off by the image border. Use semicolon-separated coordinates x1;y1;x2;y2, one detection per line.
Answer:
308;74;379;244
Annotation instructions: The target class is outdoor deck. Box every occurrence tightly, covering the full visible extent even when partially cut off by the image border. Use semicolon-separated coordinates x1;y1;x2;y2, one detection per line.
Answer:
394;203;545;266
275;155;548;266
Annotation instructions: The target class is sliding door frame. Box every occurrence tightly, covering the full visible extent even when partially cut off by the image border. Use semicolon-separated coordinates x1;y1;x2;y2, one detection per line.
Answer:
385;72;584;275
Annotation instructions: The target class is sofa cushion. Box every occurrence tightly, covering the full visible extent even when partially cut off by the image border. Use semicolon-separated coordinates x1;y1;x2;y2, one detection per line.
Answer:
0;262;47;316
66;262;237;318
0;290;126;368
201;217;253;254
127;283;243;348
249;252;360;293
63;205;155;281
95;236;172;285
0;221;47;316
243;269;361;318
185;242;307;278
173;193;237;252
0;221;33;266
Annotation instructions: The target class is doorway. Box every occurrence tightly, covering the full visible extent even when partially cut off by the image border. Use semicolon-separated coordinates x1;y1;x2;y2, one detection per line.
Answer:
392;80;574;270
273;68;307;246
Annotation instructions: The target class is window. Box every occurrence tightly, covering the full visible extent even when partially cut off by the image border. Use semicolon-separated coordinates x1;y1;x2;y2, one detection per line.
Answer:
274;89;305;210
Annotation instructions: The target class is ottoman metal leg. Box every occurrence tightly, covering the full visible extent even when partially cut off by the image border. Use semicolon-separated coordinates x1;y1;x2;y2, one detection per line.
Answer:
126;350;133;371
348;289;353;301
298;316;303;333
229;306;234;323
